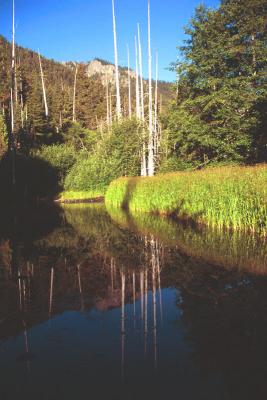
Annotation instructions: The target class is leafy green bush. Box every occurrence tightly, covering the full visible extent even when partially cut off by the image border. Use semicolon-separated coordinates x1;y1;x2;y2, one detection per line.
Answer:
64;119;143;193
34;144;77;186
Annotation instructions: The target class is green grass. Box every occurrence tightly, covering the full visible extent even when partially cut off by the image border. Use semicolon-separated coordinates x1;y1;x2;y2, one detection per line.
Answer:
58;190;104;202
105;164;267;236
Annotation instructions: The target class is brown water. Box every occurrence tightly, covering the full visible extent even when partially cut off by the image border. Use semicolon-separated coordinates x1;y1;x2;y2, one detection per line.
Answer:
0;203;266;400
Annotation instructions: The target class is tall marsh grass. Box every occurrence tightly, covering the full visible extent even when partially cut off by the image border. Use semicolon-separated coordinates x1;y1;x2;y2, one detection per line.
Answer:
105;164;267;236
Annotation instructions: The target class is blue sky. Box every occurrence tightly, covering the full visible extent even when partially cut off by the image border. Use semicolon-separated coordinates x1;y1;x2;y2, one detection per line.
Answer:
0;0;219;81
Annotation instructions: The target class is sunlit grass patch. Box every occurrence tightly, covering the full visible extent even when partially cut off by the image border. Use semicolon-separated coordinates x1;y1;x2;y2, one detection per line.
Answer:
105;164;267;236
58;190;104;202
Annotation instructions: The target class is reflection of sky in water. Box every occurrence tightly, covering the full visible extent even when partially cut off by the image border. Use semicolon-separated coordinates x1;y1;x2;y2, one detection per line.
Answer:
0;288;225;400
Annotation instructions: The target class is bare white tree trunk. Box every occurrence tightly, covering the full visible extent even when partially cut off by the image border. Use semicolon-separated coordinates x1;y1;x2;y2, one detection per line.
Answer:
127;44;132;119
11;0;15;133
18;57;24;128
137;24;147;177
12;0;18;106
154;50;159;157
10;0;16;185
137;24;145;121
109;91;113;125
10;88;14;135
147;0;154;176
105;73;111;127
134;36;140;119
112;0;121;120
72;64;78;122
38;51;48;117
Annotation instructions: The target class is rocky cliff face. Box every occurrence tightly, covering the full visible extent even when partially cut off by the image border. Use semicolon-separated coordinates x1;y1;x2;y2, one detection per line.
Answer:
86;59;135;87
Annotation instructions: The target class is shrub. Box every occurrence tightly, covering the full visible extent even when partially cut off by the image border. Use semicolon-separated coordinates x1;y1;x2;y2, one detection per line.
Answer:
34;144;77;186
64;119;143;193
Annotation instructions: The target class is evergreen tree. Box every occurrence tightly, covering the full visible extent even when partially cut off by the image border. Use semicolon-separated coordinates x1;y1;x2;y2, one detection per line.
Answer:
0;114;8;157
164;0;267;168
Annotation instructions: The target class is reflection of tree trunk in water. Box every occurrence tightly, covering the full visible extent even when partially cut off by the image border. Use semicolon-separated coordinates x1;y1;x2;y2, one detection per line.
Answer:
156;241;163;323
132;272;136;328
22;319;31;374
27;262;31;307
11;226;19;279
18;269;22;310
140;271;144;324
77;264;84;311
23;279;27;311
151;237;157;370
111;258;115;294
144;268;148;357
121;270;125;381
49;268;54;318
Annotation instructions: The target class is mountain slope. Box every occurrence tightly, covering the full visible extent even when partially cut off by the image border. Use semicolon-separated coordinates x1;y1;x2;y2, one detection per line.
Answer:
0;35;173;134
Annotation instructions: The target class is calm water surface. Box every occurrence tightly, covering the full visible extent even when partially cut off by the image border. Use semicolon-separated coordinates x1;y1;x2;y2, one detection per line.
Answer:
0;203;266;400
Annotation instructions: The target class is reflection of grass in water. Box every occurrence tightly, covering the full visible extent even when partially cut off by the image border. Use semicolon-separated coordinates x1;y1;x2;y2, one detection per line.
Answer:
63;204;146;269
107;206;267;275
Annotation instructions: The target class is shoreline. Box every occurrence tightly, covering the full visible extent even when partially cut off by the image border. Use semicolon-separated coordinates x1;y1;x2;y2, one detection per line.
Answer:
55;196;104;204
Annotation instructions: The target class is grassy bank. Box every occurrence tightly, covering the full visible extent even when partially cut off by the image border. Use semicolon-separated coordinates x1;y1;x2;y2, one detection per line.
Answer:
105;164;267;236
58;190;104;202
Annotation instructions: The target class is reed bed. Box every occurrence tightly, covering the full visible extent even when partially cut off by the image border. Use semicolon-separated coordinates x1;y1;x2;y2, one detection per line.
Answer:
105;164;267;236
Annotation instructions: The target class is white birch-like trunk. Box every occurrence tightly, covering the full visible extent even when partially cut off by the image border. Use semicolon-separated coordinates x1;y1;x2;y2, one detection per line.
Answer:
72;64;78;122
105;72;110;126
112;0;121;120
127;44;132;119
134;36;140;119
18;58;24;128
38;51;48;117
12;0;18;106
137;24;147;176
147;0;154;176
10;88;14;133
11;0;15;133
109;91;113;125
137;24;145;121
10;0;16;185
154;50;159;157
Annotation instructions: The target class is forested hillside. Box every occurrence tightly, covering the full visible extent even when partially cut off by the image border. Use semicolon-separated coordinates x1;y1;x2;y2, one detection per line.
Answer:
0;34;172;148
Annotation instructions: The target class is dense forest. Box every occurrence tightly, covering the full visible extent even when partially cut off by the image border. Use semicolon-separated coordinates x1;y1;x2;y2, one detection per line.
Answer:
0;0;266;201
